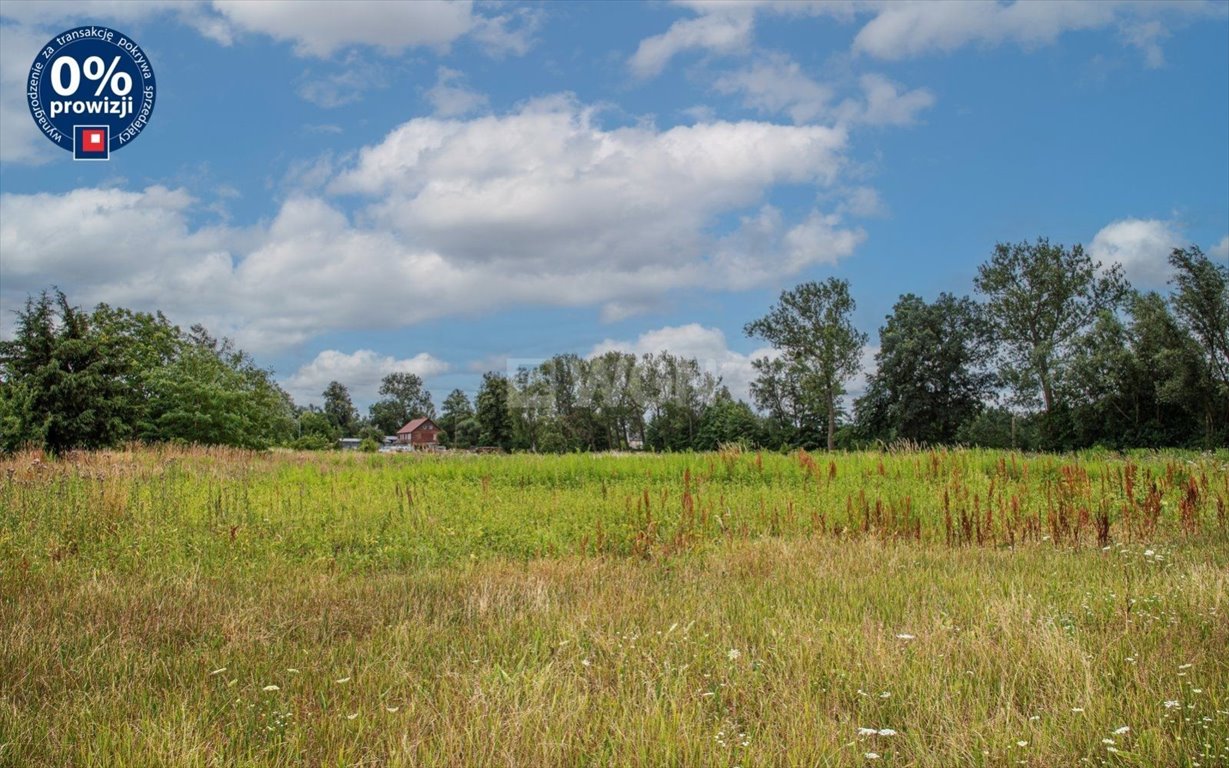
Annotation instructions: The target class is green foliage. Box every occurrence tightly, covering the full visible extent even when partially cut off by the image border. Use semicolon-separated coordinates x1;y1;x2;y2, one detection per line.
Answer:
694;390;761;451
974;238;1128;439
476;372;513;449
368;372;434;434
439;389;474;447
0;290;295;453
1167;246;1229;445
745;278;867;450
358;437;380;453
857;293;995;444
288;433;333;451
0;291;131;452
321;381;359;435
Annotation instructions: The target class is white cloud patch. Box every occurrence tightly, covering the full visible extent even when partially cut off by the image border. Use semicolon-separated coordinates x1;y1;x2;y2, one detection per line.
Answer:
851;0;1221;64
297;60;385;108
713;53;834;123
1211;235;1229;260
714;55;933;127
282;348;449;407
848;73;935;126
330;96;861;311
630;7;755;78
209;0;539;58
629;0;1223;77
1;98;866;353
1089;217;1182;288
424;66;488;117
210;0;476;57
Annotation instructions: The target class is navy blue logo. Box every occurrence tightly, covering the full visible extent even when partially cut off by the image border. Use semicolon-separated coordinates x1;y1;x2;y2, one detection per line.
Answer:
26;26;156;160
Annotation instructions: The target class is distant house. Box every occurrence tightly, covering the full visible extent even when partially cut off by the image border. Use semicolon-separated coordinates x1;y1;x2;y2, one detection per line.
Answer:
338;438;362;451
396;417;441;450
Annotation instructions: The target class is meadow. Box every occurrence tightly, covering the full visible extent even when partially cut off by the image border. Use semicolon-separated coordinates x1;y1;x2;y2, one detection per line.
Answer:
1;446;1226;767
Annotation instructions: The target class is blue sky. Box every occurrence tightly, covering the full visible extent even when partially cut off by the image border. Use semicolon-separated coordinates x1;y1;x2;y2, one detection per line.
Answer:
1;0;1227;410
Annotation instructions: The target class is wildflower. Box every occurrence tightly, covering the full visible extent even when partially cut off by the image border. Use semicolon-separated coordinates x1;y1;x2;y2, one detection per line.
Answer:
858;728;878;736
895;633;915;640
1113;726;1130;735
209;667;227;676
286;668;299;674
335;677;351;684
263;685;279;691
581;658;591;667
877;728;897;736
865;753;880;760
386;706;399;713
1103;739;1115;745
1165;701;1181;709
1144;549;1155;557
1017;741;1028;747
346;712;358;720
1071;707;1084;712
879;691;891;698
1179;663;1193;670
728;648;741;661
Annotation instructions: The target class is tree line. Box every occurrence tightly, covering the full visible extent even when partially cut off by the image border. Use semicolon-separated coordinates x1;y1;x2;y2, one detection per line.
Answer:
1;239;1225;454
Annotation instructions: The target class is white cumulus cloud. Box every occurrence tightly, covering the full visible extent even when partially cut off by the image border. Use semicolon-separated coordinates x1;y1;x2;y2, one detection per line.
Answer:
1089;218;1182;289
1;98;866;353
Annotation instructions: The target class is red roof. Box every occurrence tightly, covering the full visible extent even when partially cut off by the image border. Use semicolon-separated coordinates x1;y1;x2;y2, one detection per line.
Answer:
397;417;436;435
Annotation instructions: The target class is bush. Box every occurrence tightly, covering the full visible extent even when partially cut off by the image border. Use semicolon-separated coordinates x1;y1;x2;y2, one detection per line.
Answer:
289;434;333;451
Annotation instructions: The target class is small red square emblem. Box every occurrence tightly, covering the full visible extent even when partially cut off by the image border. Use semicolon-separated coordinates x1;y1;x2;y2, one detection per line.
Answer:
82;129;106;152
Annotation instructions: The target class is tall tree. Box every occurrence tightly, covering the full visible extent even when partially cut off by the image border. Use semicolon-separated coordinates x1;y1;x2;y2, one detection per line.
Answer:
475;372;512;449
0;291;129;452
439;388;474;447
856;293;995;444
322;381;359;435
744;279;867;451
974;239;1128;438
749;355;824;448
1167;246;1229;444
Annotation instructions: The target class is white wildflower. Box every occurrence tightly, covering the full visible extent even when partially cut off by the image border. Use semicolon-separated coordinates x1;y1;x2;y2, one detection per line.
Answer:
1165;700;1181;709
864;753;880;760
262;685;279;691
335;677;351;684
877;728;897;736
1114;726;1130;735
1017;741;1028;747
858;728;878;736
895;634;915;640
728;648;741;661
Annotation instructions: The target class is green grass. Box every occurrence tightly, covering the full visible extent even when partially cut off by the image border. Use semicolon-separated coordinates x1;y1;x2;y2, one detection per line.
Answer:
1;447;1227;766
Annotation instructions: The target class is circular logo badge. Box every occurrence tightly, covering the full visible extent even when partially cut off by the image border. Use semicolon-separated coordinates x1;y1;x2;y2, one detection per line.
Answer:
26;26;156;160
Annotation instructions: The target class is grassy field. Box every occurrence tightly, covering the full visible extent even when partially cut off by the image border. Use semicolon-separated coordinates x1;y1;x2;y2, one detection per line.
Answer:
1;446;1226;766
